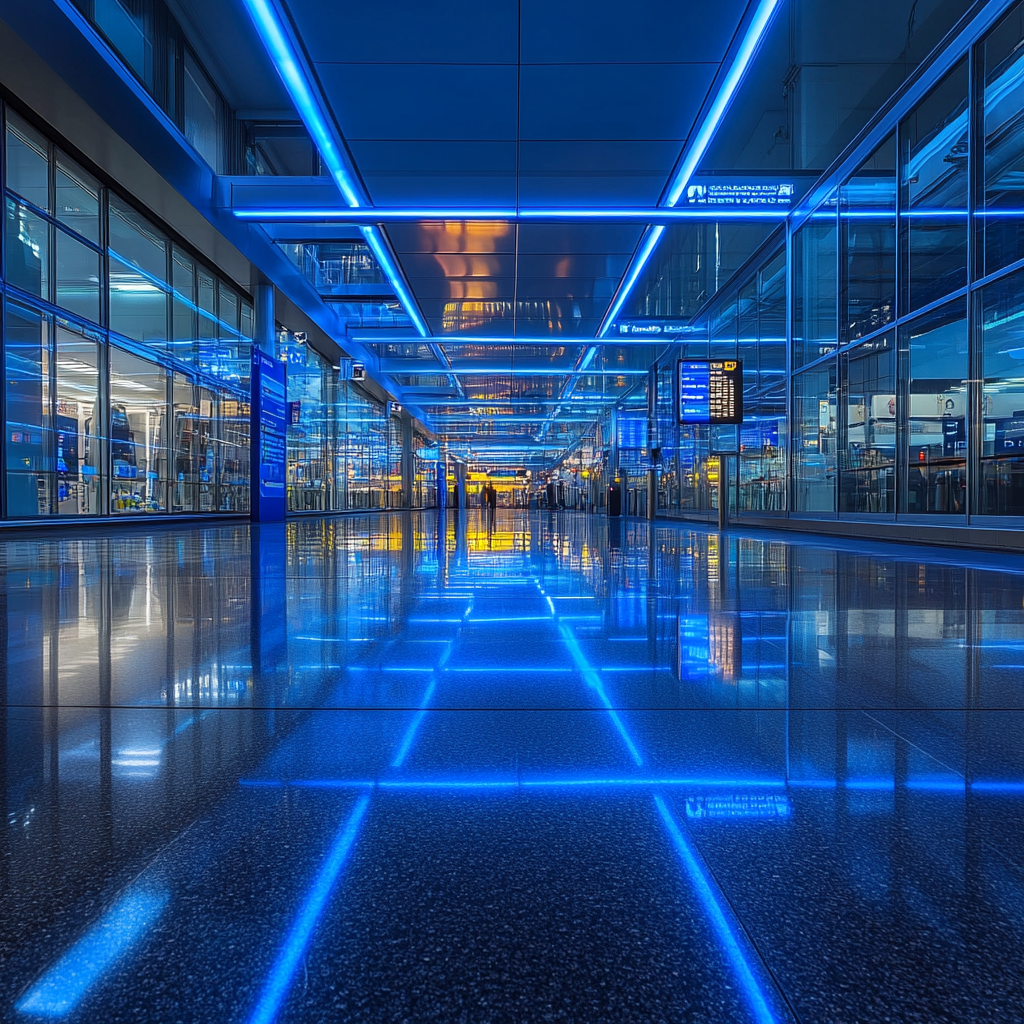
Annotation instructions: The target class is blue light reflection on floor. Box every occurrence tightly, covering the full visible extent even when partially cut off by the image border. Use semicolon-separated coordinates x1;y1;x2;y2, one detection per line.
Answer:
247;795;371;1024
16;890;169;1017
655;795;781;1024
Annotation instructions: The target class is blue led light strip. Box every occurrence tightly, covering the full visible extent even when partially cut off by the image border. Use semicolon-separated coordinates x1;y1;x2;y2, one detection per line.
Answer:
654;795;782;1024
233;207;790;223
597;0;783;337
247;795;370;1024
239;0;429;337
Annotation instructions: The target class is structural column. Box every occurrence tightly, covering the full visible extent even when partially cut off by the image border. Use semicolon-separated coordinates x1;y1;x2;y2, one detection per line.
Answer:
401;410;414;508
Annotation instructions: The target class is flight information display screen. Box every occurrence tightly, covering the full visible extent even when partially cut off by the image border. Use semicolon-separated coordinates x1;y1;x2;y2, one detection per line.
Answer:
678;360;743;424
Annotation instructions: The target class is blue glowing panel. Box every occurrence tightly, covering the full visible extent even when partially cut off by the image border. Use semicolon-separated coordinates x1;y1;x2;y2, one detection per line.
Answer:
250;350;287;522
678;360;743;425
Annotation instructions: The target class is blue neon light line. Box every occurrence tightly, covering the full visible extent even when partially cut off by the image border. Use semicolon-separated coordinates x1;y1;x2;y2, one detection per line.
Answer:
598;0;782;338
247;795;370;1024
239;0;361;208
665;1;782;206
361;225;429;337
232;207;790;223
391;679;437;768
654;796;779;1024
16;889;169;1016
598;225;665;337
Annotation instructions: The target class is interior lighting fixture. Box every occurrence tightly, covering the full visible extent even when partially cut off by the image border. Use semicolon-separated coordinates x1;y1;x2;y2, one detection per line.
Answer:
240;0;429;337
233;207;790;223
598;0;783;337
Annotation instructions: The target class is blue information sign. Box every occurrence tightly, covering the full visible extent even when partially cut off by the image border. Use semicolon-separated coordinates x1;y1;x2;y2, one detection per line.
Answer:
678;360;743;425
251;349;287;521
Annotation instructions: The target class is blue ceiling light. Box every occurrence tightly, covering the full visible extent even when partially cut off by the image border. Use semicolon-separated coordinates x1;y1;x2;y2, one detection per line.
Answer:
239;0;430;338
597;0;784;338
233;207;789;223
238;0;363;208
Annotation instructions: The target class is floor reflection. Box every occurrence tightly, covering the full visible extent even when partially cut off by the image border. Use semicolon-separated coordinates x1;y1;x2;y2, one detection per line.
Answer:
3;510;1024;1022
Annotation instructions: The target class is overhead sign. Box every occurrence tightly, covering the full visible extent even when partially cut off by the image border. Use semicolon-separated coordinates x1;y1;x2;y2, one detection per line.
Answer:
684;183;795;207
614;320;701;337
251;350;287;522
678;360;743;425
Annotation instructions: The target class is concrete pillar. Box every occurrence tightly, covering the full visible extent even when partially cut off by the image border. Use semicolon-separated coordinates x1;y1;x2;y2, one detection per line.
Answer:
401;410;414;508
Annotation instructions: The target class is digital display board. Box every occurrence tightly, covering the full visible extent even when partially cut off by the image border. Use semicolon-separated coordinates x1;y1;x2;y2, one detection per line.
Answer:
250;349;287;522
678;360;743;425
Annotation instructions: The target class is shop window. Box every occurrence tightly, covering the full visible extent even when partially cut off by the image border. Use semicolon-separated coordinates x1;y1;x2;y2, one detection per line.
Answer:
901;61;968;313
171;374;197;512
5;200;49;299
109;346;168;513
56;155;101;245
840;334;895;513
980;267;1024;514
55;325;101;515
171;247;195;359
56;228;101;324
5;304;52;516
899;305;967;514
6;113;50;212
792;365;837;513
109;253;168;348
219;392;250;513
109;195;167;283
979;4;1024;278
792;198;838;369
842;136;896;342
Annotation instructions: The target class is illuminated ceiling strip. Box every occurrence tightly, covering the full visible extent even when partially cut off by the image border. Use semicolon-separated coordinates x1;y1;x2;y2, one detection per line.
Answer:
234;207;790;223
239;0;429;338
353;334;687;346
399;367;646;376
597;0;783;337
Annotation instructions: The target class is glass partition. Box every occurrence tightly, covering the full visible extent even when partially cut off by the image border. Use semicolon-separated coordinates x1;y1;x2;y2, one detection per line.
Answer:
109;347;168;513
901;61;969;313
979;5;1024;279
980;267;1024;514
840;334;895;513
900;305;967;514
792;198;838;368
842;136;896;342
792;365;837;513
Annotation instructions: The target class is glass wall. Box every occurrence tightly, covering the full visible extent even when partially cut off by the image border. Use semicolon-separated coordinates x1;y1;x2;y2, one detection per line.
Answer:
638;1;1024;533
0;101;253;519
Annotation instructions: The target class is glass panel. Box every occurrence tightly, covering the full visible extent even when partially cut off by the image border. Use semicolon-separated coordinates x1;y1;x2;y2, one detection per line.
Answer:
195;389;217;511
56;228;101;324
171;248;196;362
108;195;167;283
5;304;51;516
94;0;153;87
793;365;837;513
979;5;1024;278
171;374;197;512
6;113;50;212
842;136;896;342
5;199;49;299
901;305;967;514
55;325;101;515
184;50;221;171
901;61;968;312
218;392;250;513
980;267;1024;514
196;268;217;376
840;334;896;513
792;197;838;368
109;254;168;349
109;347;168;513
55;154;101;244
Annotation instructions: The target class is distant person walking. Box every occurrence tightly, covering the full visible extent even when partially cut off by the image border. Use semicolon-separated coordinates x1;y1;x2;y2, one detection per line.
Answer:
484;481;497;527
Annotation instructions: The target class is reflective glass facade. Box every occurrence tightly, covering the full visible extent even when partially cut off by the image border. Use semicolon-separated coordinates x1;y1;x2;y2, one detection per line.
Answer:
637;2;1024;533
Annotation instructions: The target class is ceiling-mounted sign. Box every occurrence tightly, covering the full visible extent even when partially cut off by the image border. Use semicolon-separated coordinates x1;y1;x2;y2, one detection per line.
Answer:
614;320;701;337
678;360;743;425
684;183;794;207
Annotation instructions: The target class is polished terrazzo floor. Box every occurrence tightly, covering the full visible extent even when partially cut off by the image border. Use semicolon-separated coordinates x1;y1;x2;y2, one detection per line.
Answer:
2;509;1024;1023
